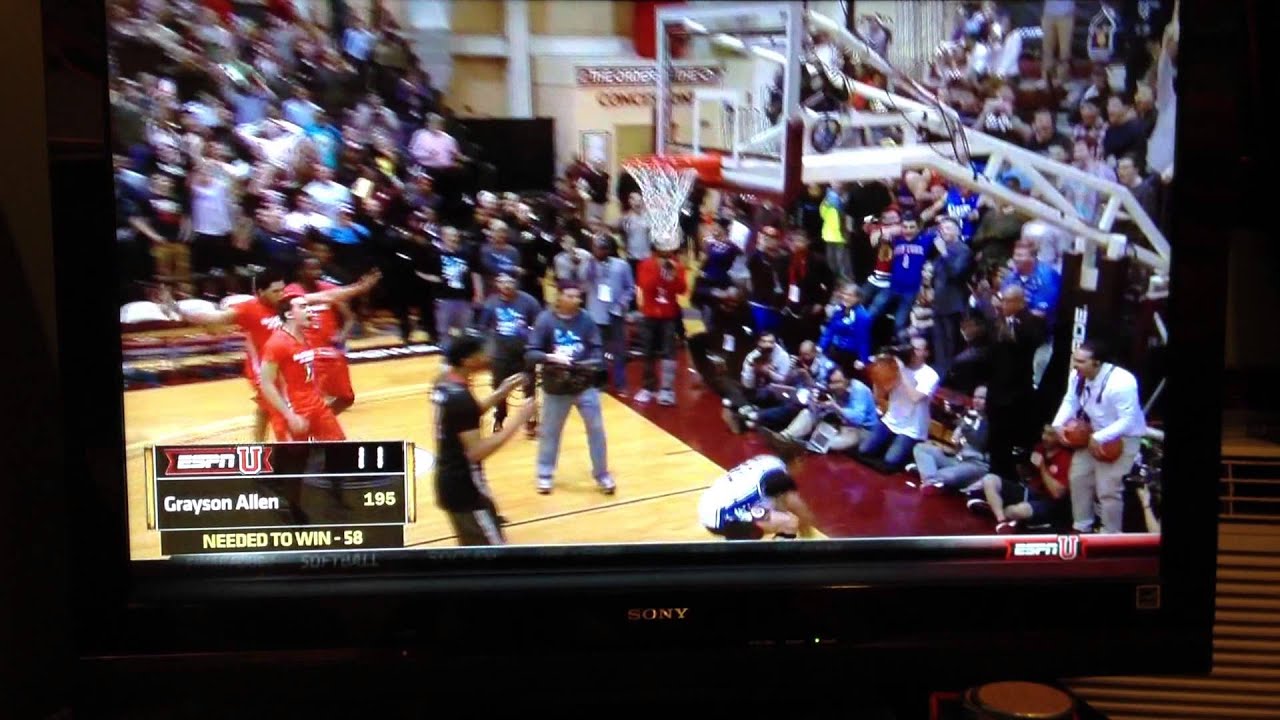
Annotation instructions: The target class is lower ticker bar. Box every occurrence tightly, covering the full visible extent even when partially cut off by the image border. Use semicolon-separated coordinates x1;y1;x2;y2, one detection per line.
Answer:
161;524;404;556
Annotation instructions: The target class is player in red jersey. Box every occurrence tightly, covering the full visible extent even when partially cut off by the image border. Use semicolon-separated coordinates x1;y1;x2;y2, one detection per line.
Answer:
259;293;346;441
284;256;356;415
164;266;379;441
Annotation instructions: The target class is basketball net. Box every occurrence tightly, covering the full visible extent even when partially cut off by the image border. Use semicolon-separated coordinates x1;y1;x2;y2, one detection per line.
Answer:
623;158;698;253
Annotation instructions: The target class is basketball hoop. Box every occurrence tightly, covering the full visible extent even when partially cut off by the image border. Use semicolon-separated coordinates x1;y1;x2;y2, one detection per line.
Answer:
622;154;716;252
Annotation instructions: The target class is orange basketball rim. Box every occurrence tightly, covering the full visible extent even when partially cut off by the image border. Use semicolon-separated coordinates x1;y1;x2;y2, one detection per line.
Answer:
624;152;723;186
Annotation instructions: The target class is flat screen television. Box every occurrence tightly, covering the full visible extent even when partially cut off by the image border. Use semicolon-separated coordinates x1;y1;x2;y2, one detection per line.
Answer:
43;0;1226;705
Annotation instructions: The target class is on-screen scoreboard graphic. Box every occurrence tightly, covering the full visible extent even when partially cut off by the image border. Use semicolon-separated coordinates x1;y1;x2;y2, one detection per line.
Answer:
143;441;418;556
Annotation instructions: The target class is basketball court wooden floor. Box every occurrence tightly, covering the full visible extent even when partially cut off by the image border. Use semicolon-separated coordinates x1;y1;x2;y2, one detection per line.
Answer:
125;353;745;559
124;349;1009;559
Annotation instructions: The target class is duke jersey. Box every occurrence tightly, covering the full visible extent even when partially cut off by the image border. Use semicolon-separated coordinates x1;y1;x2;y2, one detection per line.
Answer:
697;455;786;530
943;187;980;240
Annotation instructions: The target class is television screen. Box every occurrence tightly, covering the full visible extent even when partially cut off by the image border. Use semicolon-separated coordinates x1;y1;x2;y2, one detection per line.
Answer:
107;0;1178;588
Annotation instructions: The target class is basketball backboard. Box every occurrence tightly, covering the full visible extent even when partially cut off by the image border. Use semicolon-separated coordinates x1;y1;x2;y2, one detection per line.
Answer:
654;2;805;201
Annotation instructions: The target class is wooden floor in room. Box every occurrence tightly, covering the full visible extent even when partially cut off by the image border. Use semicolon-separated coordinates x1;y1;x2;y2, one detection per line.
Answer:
123;354;749;559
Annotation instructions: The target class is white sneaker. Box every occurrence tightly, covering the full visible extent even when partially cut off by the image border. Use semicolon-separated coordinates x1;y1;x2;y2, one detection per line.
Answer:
657;389;676;406
722;398;733;408
596;474;616;495
905;463;918;474
633;389;653;404
537;476;553;494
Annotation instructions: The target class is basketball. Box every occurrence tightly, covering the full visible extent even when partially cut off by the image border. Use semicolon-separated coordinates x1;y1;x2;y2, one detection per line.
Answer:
1062;418;1092;448
1090;437;1125;463
867;355;900;390
1063;419;1125;462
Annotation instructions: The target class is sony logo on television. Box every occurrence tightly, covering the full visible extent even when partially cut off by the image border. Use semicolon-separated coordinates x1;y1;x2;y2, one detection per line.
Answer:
627;607;690;621
1007;536;1081;561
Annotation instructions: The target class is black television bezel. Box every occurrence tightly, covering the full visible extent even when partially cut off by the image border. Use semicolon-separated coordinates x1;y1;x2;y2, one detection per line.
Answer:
49;0;1226;684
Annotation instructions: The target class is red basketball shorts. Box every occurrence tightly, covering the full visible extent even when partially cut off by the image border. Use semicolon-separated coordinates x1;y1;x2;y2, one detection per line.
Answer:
315;353;355;405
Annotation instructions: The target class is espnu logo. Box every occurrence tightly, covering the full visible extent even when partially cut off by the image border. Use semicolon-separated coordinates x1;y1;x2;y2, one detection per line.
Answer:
1006;535;1083;561
163;446;274;476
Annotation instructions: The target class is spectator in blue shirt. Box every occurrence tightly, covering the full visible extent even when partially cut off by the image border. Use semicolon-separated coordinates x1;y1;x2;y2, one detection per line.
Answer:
819;282;873;374
1001;239;1061;326
1002;236;1063;390
923;185;982;242
865;212;930;333
306;109;342;169
282;85;320;129
326;205;369;247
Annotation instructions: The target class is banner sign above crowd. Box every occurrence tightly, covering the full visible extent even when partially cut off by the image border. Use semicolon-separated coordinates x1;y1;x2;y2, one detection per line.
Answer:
575;65;722;87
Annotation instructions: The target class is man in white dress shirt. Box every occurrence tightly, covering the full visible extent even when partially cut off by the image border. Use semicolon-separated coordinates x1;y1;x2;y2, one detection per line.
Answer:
1051;339;1148;534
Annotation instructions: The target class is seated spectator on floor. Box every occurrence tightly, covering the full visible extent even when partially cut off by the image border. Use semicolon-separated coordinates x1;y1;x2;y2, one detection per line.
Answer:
722;332;792;434
749;340;837;431
974;425;1072;534
765;369;878;455
858;335;940;472
818;282;873;374
911;385;990;494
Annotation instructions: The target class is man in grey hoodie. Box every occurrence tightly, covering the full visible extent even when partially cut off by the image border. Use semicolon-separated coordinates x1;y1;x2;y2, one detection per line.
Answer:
477;272;542;436
525;283;616;495
585;235;635;396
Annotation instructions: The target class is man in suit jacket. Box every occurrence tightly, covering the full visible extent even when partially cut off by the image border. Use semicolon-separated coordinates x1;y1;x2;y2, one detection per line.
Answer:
929;217;973;381
779;230;835;353
984;284;1046;478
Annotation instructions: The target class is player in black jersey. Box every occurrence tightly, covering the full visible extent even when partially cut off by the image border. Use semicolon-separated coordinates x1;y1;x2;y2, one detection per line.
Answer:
432;333;536;545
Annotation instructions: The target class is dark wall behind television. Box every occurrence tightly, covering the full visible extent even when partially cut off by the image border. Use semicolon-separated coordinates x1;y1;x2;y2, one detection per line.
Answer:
2;0;70;717
455;118;556;193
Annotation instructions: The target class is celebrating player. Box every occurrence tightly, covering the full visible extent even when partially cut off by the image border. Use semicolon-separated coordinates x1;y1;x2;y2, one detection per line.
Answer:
697;453;819;540
432;332;538;545
258;293;346;441
165;266;380;441
284;255;357;414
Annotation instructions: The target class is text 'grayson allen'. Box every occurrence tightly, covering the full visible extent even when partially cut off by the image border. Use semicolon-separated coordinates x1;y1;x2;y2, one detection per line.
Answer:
163;494;281;515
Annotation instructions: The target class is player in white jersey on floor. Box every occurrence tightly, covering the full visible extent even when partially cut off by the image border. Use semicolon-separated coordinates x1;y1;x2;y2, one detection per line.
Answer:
697;454;818;540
